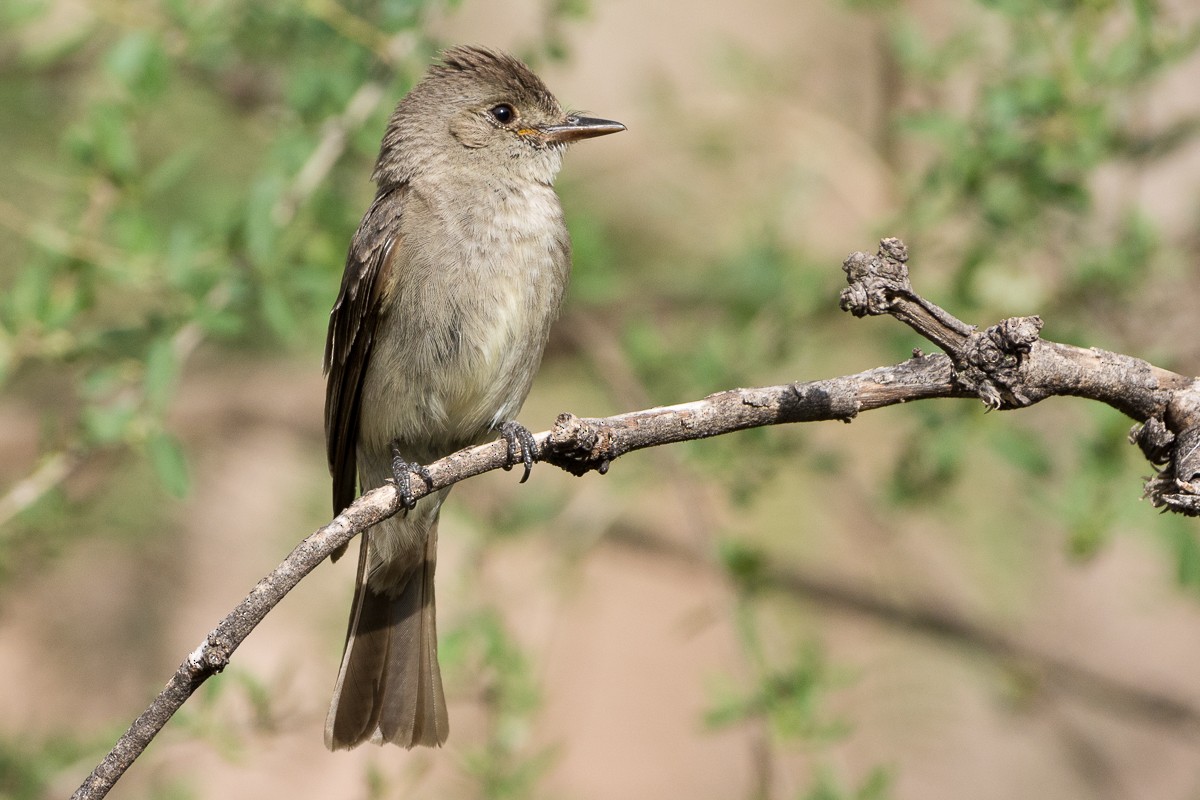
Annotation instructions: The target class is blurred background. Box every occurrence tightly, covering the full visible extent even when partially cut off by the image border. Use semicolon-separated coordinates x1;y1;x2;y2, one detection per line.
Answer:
4;0;1200;798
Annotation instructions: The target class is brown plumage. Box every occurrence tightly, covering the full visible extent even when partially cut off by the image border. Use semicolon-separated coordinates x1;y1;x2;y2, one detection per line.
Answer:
323;46;622;749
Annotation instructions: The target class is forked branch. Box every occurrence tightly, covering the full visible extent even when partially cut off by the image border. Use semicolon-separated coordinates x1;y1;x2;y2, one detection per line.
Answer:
69;237;1200;800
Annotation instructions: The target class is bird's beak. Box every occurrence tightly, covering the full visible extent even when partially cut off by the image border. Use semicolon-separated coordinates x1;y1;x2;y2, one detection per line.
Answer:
538;115;626;144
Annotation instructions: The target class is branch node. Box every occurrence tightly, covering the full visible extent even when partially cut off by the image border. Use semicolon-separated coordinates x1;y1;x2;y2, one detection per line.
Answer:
741;390;773;409
1131;417;1173;466
543;413;615;477
839;239;913;317
1140;423;1200;515
1177;426;1200;486
197;635;231;675
954;316;1043;409
788;381;859;422
879;236;909;262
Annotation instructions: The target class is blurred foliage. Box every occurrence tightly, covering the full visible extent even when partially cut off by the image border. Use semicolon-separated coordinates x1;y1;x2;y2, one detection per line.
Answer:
0;731;100;800
801;768;892;800
446;610;556;800
715;539;891;798
705;636;852;744
605;0;1200;795
3;0;1200;798
888;0;1200;318
876;0;1200;562
710;534;892;796
0;0;435;507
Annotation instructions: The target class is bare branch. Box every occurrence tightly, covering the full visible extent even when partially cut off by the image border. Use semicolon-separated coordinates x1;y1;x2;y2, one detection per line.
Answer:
271;81;389;226
0;451;79;530
840;238;1200;512
70;238;1200;799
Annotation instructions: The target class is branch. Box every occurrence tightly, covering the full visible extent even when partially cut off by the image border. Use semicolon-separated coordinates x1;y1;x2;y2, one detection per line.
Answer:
70;238;1200;799
0;450;79;530
838;238;1200;513
270;80;389;227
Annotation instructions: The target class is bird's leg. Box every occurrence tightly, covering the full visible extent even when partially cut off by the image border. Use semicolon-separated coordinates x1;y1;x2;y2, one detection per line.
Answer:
498;421;538;484
390;441;434;510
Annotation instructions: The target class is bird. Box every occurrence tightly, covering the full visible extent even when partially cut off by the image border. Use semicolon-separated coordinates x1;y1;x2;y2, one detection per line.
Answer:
322;45;624;750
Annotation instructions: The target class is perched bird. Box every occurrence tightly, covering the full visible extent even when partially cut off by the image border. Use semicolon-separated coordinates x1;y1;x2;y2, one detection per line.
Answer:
323;45;624;749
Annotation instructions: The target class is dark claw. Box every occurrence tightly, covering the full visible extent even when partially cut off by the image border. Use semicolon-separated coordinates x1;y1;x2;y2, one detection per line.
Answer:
498;421;538;483
390;441;433;510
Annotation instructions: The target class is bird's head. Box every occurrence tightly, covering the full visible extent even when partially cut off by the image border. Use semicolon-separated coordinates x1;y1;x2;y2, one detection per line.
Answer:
374;46;624;185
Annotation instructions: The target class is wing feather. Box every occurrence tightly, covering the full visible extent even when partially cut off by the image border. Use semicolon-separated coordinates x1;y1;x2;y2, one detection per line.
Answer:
324;183;406;515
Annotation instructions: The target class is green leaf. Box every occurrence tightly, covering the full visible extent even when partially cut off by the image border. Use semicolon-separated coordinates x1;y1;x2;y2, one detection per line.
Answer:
82;401;137;445
143;336;179;415
717;539;768;594
69;103;138;179
163;225;202;292
41;281;77;330
6;262;53;328
145;145;202;196
1;0;48;26
105;31;170;99
147;430;190;496
259;282;296;340
244;175;284;266
802;766;893;800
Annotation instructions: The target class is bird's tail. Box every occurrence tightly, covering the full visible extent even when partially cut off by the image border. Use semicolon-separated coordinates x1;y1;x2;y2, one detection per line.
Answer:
324;518;448;749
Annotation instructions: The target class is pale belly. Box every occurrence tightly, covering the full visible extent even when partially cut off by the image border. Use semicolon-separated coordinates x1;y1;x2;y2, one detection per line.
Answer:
356;180;569;460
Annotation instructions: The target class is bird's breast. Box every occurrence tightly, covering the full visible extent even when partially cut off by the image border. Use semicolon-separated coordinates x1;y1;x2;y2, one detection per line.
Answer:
358;179;570;455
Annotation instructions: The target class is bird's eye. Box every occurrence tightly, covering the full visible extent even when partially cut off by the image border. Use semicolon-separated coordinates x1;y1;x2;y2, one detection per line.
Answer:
489;104;515;124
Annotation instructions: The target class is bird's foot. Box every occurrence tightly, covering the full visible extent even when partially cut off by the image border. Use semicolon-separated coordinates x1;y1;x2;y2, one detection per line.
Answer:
498;421;538;484
389;442;434;510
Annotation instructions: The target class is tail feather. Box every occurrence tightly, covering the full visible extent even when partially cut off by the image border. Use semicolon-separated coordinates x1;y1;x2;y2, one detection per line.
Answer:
377;523;447;745
325;523;448;749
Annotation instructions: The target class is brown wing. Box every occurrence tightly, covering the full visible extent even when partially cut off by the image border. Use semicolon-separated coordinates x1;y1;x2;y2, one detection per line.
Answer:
324;183;406;515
